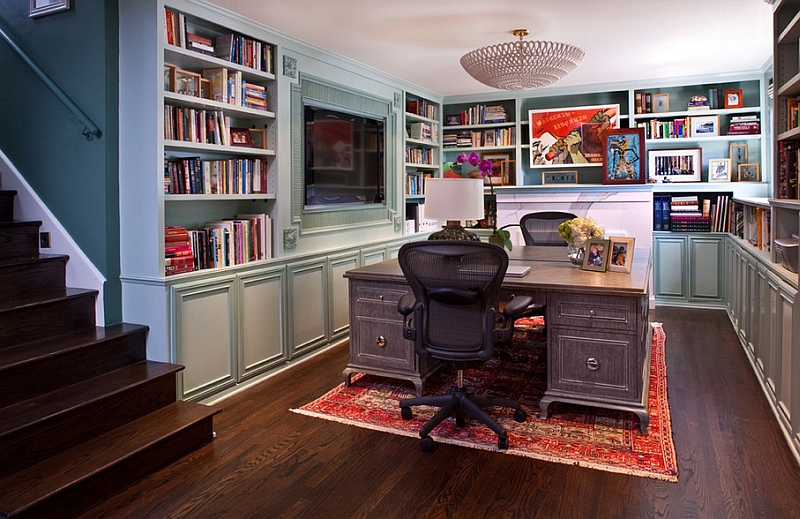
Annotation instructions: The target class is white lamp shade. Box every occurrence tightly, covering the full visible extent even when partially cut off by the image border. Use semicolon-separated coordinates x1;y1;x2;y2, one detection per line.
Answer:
423;178;484;221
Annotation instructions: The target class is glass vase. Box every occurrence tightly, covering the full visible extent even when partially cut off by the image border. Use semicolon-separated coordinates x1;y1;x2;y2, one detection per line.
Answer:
567;243;584;267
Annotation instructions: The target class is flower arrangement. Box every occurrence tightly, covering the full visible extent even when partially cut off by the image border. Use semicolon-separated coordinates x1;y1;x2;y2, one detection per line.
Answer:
557;216;605;248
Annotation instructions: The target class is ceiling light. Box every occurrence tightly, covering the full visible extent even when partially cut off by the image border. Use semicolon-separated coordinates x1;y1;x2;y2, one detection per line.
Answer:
460;29;585;90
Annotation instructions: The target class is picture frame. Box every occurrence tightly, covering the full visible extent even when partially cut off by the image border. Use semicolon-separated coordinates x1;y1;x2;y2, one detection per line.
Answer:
542;170;578;185
648;148;702;183
230;127;254;147
689;115;720;137
175;69;201;97
602;127;645;185
248;128;267;149
582;239;611;272
481;152;512;185
483;130;496;147
30;0;70;18
163;63;177;92
501;160;516;185
445;114;461;126
652;93;670;113
708;158;732;182
607;237;635;274
730;143;748;173
724;89;744;109
528;104;620;167
738;163;761;182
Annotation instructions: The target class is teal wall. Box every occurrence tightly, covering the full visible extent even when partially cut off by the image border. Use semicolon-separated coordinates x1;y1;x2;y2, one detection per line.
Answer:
0;0;121;322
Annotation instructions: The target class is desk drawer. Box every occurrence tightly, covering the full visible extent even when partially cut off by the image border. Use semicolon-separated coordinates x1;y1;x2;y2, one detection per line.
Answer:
351;317;415;372
353;283;409;322
548;293;639;332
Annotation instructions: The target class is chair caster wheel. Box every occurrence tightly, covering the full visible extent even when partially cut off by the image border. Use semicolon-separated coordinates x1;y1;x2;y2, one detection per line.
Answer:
456;412;466;428
498;436;509;450
420;435;434;452
401;407;412;420
513;408;527;422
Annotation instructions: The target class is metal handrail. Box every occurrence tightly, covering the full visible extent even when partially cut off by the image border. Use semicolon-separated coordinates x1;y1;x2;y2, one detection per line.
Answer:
0;21;102;140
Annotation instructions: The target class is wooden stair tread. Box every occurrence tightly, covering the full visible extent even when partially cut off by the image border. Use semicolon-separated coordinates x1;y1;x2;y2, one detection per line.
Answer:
0;254;68;268
0;361;183;435
0;323;147;368
0;287;98;313
0;400;220;517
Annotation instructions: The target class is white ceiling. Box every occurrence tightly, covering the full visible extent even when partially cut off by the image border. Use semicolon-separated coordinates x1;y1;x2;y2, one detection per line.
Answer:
207;0;774;97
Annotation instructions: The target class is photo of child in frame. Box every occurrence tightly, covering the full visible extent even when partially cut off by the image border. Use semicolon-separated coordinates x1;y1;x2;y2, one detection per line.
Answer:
582;239;611;271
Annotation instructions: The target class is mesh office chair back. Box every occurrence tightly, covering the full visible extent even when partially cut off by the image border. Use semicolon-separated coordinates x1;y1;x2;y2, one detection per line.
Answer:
519;211;577;246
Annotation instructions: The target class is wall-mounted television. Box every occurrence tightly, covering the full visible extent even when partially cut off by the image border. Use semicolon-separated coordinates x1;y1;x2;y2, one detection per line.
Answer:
303;102;385;210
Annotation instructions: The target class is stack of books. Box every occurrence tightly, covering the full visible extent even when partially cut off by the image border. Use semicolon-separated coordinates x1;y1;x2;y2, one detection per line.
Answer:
669;195;711;232
484;105;507;124
687;96;710;111
186;33;215;56
164;225;195;276
243;81;267;111
406;99;437;119
409;122;433;142
728;115;760;135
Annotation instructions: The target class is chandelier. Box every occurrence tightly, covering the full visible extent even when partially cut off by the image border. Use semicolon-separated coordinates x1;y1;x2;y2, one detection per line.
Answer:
460;29;585;90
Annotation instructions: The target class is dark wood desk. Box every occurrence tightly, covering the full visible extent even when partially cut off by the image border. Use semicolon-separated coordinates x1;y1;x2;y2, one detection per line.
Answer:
343;246;653;434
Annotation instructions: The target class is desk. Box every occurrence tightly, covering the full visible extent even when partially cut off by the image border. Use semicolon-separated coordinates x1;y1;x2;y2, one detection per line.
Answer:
343;246;653;434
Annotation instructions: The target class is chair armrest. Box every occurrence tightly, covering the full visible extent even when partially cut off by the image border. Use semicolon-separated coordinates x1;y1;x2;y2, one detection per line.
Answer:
502;295;540;319
398;293;416;316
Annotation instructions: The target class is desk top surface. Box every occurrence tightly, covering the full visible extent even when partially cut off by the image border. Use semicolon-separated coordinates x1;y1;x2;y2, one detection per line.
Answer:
345;245;651;297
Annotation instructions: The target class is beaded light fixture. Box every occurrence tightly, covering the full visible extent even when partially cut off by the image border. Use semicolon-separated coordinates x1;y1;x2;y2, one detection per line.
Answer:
460;29;585;90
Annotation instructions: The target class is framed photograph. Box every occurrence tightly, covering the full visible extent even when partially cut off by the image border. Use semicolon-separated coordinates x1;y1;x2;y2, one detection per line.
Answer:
249;128;267;149
163;63;177;92
607;237;635;274
738;163;761;182
602;128;645;185
529;104;620;167
481;152;511;185
175;69;201;97
730;143;748;173
724;89;744;109
708;158;732;182
230;127;254;147
648;148;702;183
542;170;578;185
483;130;496;147
30;0;70;17
445;114;461;126
582;239;611;272
690;115;720;137
501;160;516;185
652;93;670;113
200;78;212;100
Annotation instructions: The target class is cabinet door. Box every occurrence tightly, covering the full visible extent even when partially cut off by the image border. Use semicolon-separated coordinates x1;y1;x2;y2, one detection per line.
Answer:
288;259;328;357
238;266;287;380
362;245;388;266
688;236;723;302
329;251;360;340
654;235;687;300
171;276;237;400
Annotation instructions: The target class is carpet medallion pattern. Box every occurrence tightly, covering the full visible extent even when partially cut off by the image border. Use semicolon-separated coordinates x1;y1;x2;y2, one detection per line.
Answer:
293;319;677;482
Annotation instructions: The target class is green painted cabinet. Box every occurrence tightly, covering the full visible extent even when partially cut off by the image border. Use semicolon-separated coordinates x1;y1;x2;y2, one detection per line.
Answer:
653;232;725;306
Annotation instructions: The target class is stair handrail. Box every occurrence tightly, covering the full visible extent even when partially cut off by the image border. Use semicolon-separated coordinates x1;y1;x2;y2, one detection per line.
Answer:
0;21;102;140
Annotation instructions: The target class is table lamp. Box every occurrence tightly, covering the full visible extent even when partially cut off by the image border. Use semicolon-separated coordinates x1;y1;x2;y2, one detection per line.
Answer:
424;178;485;241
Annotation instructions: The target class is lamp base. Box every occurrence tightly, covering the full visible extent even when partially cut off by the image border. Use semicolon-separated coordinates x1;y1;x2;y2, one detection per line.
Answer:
428;221;481;241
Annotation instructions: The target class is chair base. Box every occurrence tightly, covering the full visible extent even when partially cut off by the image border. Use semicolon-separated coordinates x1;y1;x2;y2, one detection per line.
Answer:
400;386;527;451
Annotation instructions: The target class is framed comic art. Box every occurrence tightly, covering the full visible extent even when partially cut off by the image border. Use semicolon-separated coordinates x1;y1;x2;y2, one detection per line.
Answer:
528;104;620;168
602;128;645;185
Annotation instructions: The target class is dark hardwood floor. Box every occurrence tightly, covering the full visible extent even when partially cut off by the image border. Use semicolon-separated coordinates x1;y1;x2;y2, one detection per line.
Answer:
73;307;800;519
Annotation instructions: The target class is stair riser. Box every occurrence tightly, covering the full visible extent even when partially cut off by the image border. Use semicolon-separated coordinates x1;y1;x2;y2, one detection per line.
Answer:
0;258;67;299
0;294;96;349
0;330;148;408
3;417;215;519
0;222;39;259
0;373;178;476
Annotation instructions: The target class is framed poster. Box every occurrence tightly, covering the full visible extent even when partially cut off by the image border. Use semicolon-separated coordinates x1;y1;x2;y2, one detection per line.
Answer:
602;128;645;185
529;104;620;167
648;148;702;182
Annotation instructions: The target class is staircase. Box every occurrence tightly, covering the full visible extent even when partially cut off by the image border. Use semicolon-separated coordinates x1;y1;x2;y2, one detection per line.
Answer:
0;190;220;519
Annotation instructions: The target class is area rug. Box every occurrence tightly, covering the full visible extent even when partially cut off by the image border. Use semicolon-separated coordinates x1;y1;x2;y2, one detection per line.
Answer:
293;319;677;482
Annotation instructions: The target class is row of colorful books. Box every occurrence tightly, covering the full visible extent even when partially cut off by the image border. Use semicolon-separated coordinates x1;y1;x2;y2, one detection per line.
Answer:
201;68;268;111
406;99;438;120
405;147;434;165
777;140;799;200
442;127;515;148
446;104;508;126
164;106;232;145
408;122;439;143
653;194;732;232
164;157;269;195
405;171;433;196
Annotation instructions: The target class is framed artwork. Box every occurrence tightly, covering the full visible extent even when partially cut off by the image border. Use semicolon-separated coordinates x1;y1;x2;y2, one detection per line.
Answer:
483;130;496;146
648;148;702;183
528;104;620;167
163;63;177;92
175;69;201;97
708;158;732;182
724;89;744;109
230;127;254;147
542;170;578;184
310;119;353;169
602;128;645;185
730;143;748;173
652;93;670;113
690;115;720;137
582;239;611;272
481;152;511;185
607;236;635;274
501;160;516;185
249;128;267;149
30;0;70;17
445;114;461;126
738;163;761;182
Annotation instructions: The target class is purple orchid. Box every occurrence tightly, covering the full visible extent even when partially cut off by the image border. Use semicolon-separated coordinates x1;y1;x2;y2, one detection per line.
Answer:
456;151;493;177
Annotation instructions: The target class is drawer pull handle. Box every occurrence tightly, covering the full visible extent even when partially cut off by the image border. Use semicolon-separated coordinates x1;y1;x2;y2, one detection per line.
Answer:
588;309;597;317
379;294;384;301
586;357;599;371
376;335;387;348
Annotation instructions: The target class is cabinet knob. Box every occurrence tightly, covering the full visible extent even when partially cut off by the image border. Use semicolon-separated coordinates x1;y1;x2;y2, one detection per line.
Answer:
376;335;387;347
589;309;597;317
379;294;384;301
586;357;599;371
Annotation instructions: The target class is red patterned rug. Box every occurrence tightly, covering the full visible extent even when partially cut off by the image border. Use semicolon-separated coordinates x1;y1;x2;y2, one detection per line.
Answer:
293;319;677;482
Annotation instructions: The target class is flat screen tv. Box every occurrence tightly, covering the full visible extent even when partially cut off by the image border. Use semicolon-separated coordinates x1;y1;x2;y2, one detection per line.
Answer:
304;102;385;209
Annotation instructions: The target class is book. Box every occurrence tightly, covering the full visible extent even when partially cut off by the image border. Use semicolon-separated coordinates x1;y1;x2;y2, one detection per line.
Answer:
202;68;228;103
505;265;530;277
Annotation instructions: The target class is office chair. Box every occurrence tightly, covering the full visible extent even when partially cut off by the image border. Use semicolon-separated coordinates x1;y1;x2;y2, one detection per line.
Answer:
519;211;577;246
396;241;533;451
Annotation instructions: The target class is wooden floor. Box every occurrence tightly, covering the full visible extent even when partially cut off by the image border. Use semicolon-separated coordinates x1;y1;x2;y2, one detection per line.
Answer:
73;307;800;519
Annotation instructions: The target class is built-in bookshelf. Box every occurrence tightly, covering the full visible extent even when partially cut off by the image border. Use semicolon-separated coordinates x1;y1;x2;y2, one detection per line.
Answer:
404;93;441;232
160;5;277;276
